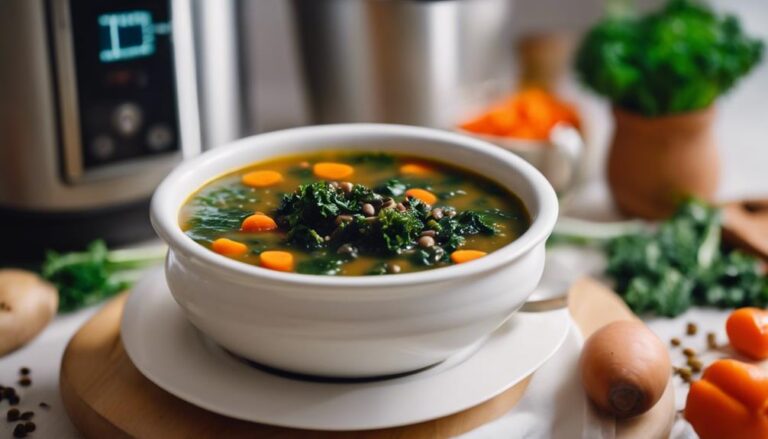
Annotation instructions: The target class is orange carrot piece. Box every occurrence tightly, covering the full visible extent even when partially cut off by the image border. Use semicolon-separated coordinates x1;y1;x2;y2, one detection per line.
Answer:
259;250;294;272
450;250;487;264
241;170;283;188
405;188;437;205
459;116;491;134
400;163;432;175
726;307;768;360
241;213;278;232
458;87;580;140
700;357;768;410
685;379;753;439
685;359;768;439
487;107;518;135
313;162;354;180
211;238;248;256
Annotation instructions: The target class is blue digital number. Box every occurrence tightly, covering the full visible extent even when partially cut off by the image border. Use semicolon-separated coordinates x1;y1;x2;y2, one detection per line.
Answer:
98;10;156;63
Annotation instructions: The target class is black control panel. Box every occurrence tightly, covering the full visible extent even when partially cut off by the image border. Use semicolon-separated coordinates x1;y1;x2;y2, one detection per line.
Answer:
68;0;179;170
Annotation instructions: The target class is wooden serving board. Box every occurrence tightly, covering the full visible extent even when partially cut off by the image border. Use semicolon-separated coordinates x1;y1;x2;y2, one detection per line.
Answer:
60;278;675;438
723;198;768;263
569;278;676;439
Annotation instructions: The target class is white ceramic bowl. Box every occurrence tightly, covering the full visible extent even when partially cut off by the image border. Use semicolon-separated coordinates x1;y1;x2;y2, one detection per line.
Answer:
151;124;558;378
456;124;585;196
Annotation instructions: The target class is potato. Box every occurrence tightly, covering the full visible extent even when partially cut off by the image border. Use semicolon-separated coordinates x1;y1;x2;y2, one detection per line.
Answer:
0;269;58;356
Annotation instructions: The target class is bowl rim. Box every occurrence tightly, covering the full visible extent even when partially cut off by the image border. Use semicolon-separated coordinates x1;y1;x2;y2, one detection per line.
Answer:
151;123;558;288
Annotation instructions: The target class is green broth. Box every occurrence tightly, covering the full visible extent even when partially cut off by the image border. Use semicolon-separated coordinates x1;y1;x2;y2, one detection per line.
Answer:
180;151;530;275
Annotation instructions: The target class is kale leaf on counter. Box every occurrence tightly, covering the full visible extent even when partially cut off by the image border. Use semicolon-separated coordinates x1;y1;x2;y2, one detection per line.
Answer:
606;200;768;316
42;240;166;312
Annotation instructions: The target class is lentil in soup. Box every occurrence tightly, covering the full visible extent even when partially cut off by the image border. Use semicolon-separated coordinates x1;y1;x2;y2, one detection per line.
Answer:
180;151;530;275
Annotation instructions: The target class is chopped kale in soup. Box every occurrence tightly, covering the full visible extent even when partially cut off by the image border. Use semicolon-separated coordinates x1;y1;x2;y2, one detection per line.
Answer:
180;152;530;275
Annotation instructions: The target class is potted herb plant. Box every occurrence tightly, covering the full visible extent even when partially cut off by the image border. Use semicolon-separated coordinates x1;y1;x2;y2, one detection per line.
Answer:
575;0;763;219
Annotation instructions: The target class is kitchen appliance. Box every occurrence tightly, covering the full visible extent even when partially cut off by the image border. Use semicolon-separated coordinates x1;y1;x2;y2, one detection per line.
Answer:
291;0;514;128
0;0;203;261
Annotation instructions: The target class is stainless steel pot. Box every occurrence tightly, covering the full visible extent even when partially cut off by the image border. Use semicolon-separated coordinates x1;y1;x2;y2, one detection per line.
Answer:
292;0;514;128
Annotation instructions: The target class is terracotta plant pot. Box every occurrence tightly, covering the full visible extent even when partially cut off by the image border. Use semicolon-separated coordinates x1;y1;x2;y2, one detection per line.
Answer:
607;106;719;219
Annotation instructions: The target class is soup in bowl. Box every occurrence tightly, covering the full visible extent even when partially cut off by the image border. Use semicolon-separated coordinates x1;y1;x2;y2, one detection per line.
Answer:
180;151;530;276
151;124;558;377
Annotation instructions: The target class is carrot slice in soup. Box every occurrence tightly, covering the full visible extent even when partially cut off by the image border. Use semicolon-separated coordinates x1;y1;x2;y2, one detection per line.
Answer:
400;163;431;175
241;213;278;232
405;188;437;205
211;238;248;256
259;250;294;272
313;162;354;180
451;250;487;264
242;170;283;188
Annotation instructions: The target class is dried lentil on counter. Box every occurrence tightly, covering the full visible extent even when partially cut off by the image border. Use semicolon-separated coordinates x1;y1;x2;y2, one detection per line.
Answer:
706;332;718;350
13;423;27;438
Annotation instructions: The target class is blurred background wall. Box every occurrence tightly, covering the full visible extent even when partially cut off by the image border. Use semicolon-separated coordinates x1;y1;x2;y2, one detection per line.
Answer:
243;0;766;198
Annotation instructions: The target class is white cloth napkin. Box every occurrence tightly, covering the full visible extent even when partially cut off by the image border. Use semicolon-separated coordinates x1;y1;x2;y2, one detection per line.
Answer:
458;321;612;439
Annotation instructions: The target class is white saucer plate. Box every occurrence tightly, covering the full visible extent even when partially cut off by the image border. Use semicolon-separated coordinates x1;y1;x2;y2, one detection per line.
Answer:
121;269;571;431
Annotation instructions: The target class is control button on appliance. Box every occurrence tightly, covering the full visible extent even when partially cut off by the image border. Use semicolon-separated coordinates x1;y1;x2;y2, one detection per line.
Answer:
146;124;174;151
90;135;116;160
112;102;143;136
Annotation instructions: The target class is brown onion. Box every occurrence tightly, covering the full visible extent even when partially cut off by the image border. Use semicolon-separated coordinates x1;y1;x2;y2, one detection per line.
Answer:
580;320;670;418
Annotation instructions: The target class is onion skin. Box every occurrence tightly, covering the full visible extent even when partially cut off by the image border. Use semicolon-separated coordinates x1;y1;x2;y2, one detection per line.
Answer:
580;320;671;418
0;269;58;356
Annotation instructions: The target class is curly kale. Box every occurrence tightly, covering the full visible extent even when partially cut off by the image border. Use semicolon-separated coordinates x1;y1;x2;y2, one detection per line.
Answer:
376;208;425;253
276;182;360;230
274;181;499;260
575;0;763;116
375;179;408;197
435;211;498;252
42;240;165;312
606;199;768;316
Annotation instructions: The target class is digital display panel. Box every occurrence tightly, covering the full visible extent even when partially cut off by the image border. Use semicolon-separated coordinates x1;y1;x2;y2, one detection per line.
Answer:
98;10;169;63
68;0;179;171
